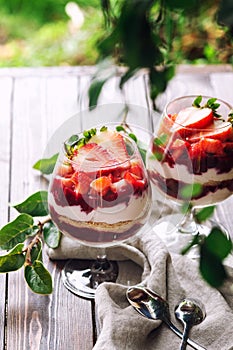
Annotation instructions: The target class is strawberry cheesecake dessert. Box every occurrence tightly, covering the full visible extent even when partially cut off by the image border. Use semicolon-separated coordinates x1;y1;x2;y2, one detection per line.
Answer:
147;95;233;207
48;126;151;246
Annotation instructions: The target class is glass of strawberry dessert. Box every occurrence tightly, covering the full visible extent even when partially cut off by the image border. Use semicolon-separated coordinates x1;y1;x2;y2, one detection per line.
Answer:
147;95;233;255
48;125;151;298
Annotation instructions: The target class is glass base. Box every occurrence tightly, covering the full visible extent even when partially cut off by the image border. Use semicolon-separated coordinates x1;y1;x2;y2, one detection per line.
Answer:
62;258;118;299
152;213;230;259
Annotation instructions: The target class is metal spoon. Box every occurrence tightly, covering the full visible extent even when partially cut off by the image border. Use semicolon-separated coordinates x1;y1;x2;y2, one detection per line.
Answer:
175;298;206;350
126;286;206;350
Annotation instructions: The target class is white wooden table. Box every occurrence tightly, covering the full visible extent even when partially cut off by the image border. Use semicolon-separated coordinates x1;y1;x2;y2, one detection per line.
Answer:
0;65;233;349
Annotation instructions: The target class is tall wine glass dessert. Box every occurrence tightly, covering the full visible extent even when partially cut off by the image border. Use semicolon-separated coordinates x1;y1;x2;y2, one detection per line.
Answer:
48;125;151;298
147;95;233;255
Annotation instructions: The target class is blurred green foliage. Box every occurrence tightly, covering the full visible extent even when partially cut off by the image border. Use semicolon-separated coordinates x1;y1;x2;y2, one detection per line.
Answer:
0;0;232;68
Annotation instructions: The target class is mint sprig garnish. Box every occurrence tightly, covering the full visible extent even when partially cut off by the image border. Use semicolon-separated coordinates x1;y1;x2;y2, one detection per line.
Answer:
192;95;222;118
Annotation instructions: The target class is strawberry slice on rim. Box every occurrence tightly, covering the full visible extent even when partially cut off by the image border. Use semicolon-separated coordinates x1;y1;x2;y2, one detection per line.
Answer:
72;143;118;172
189;121;232;142
172;107;213;138
89;130;129;163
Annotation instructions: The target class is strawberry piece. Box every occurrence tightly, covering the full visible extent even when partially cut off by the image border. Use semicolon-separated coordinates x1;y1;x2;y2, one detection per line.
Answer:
189;121;232;142
189;142;207;174
129;161;144;179
72;143;117;172
90;130;129;163
90;176;112;196
175;107;213;129
124;171;146;191
169;139;190;162
74;172;92;194
57;163;73;177
200;138;223;154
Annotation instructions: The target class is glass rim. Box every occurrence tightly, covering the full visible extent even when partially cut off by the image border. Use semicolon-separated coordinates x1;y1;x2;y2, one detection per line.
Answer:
164;95;233;131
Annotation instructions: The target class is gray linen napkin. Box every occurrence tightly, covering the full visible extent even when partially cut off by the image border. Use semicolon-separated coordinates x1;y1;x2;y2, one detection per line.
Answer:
47;222;233;350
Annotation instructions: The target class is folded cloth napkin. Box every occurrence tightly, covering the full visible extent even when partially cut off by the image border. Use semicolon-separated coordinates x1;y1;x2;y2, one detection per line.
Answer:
47;222;233;350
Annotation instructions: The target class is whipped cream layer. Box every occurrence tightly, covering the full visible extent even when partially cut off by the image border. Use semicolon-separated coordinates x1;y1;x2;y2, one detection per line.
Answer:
49;191;150;225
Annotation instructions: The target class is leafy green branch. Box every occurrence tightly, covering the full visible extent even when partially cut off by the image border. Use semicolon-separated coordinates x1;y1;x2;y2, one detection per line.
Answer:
0;191;61;294
88;0;233;110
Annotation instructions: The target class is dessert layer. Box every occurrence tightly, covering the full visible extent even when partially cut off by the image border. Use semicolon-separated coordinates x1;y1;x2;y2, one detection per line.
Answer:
49;205;143;245
150;171;233;206
49;191;150;224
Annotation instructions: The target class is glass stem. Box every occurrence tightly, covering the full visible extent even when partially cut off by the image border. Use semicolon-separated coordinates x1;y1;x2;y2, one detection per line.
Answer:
90;249;118;289
178;208;199;235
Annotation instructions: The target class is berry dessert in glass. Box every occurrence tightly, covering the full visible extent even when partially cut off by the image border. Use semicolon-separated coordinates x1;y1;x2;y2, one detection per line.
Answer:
48;125;151;298
147;95;233;255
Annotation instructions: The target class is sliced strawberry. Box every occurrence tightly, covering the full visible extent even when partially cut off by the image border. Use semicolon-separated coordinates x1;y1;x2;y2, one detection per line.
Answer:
189;142;207;174
72;143;117;172
74;172;92;194
90;130;129;163
169;139;190;162
175;107;213;129
189;121;232;142
124;171;146;191
129;161;144;179
200;138;223;154
57;163;73;177
90;176;112;196
61;177;75;189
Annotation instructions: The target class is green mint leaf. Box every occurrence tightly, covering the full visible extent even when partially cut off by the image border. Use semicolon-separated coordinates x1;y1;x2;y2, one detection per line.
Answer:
154;134;167;146
194;206;215;223
128;133;138;143
200;244;227;287
64;134;80;155
13;191;48;217
192;95;202;108
43;221;61;249
0;214;34;250
115;125;126;132
204;227;232;260
33;153;58;175
0;243;25;273
24;260;53;295
180;183;203;200
206;97;217;108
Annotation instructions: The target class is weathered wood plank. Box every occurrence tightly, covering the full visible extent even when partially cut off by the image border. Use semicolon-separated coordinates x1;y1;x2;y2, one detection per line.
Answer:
6;76;93;350
0;76;12;350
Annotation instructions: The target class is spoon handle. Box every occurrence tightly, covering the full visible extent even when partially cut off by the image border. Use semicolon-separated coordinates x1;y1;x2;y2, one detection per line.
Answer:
180;323;191;350
165;319;206;350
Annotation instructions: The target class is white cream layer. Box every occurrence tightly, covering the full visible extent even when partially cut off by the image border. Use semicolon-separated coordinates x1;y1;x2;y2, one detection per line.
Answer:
49;192;150;224
148;158;233;185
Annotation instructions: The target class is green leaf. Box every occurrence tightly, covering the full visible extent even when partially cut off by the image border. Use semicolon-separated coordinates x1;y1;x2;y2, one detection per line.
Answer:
25;260;53;295
30;241;43;263
13;191;48;217
33;153;58;175
180;183;203;200
192;95;202;108
194;206;216;223
43;221;61;249
0;243;25;273
0;214;34;250
88;78;108;109
200;244;227;288
64;134;80;155
204;227;232;260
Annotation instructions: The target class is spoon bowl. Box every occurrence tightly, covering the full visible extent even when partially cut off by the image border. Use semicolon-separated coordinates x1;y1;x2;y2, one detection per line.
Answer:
126;286;206;350
175;298;206;350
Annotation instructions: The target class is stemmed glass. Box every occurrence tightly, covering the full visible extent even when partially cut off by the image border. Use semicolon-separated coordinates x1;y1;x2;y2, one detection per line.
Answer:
146;95;233;256
48;124;151;298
